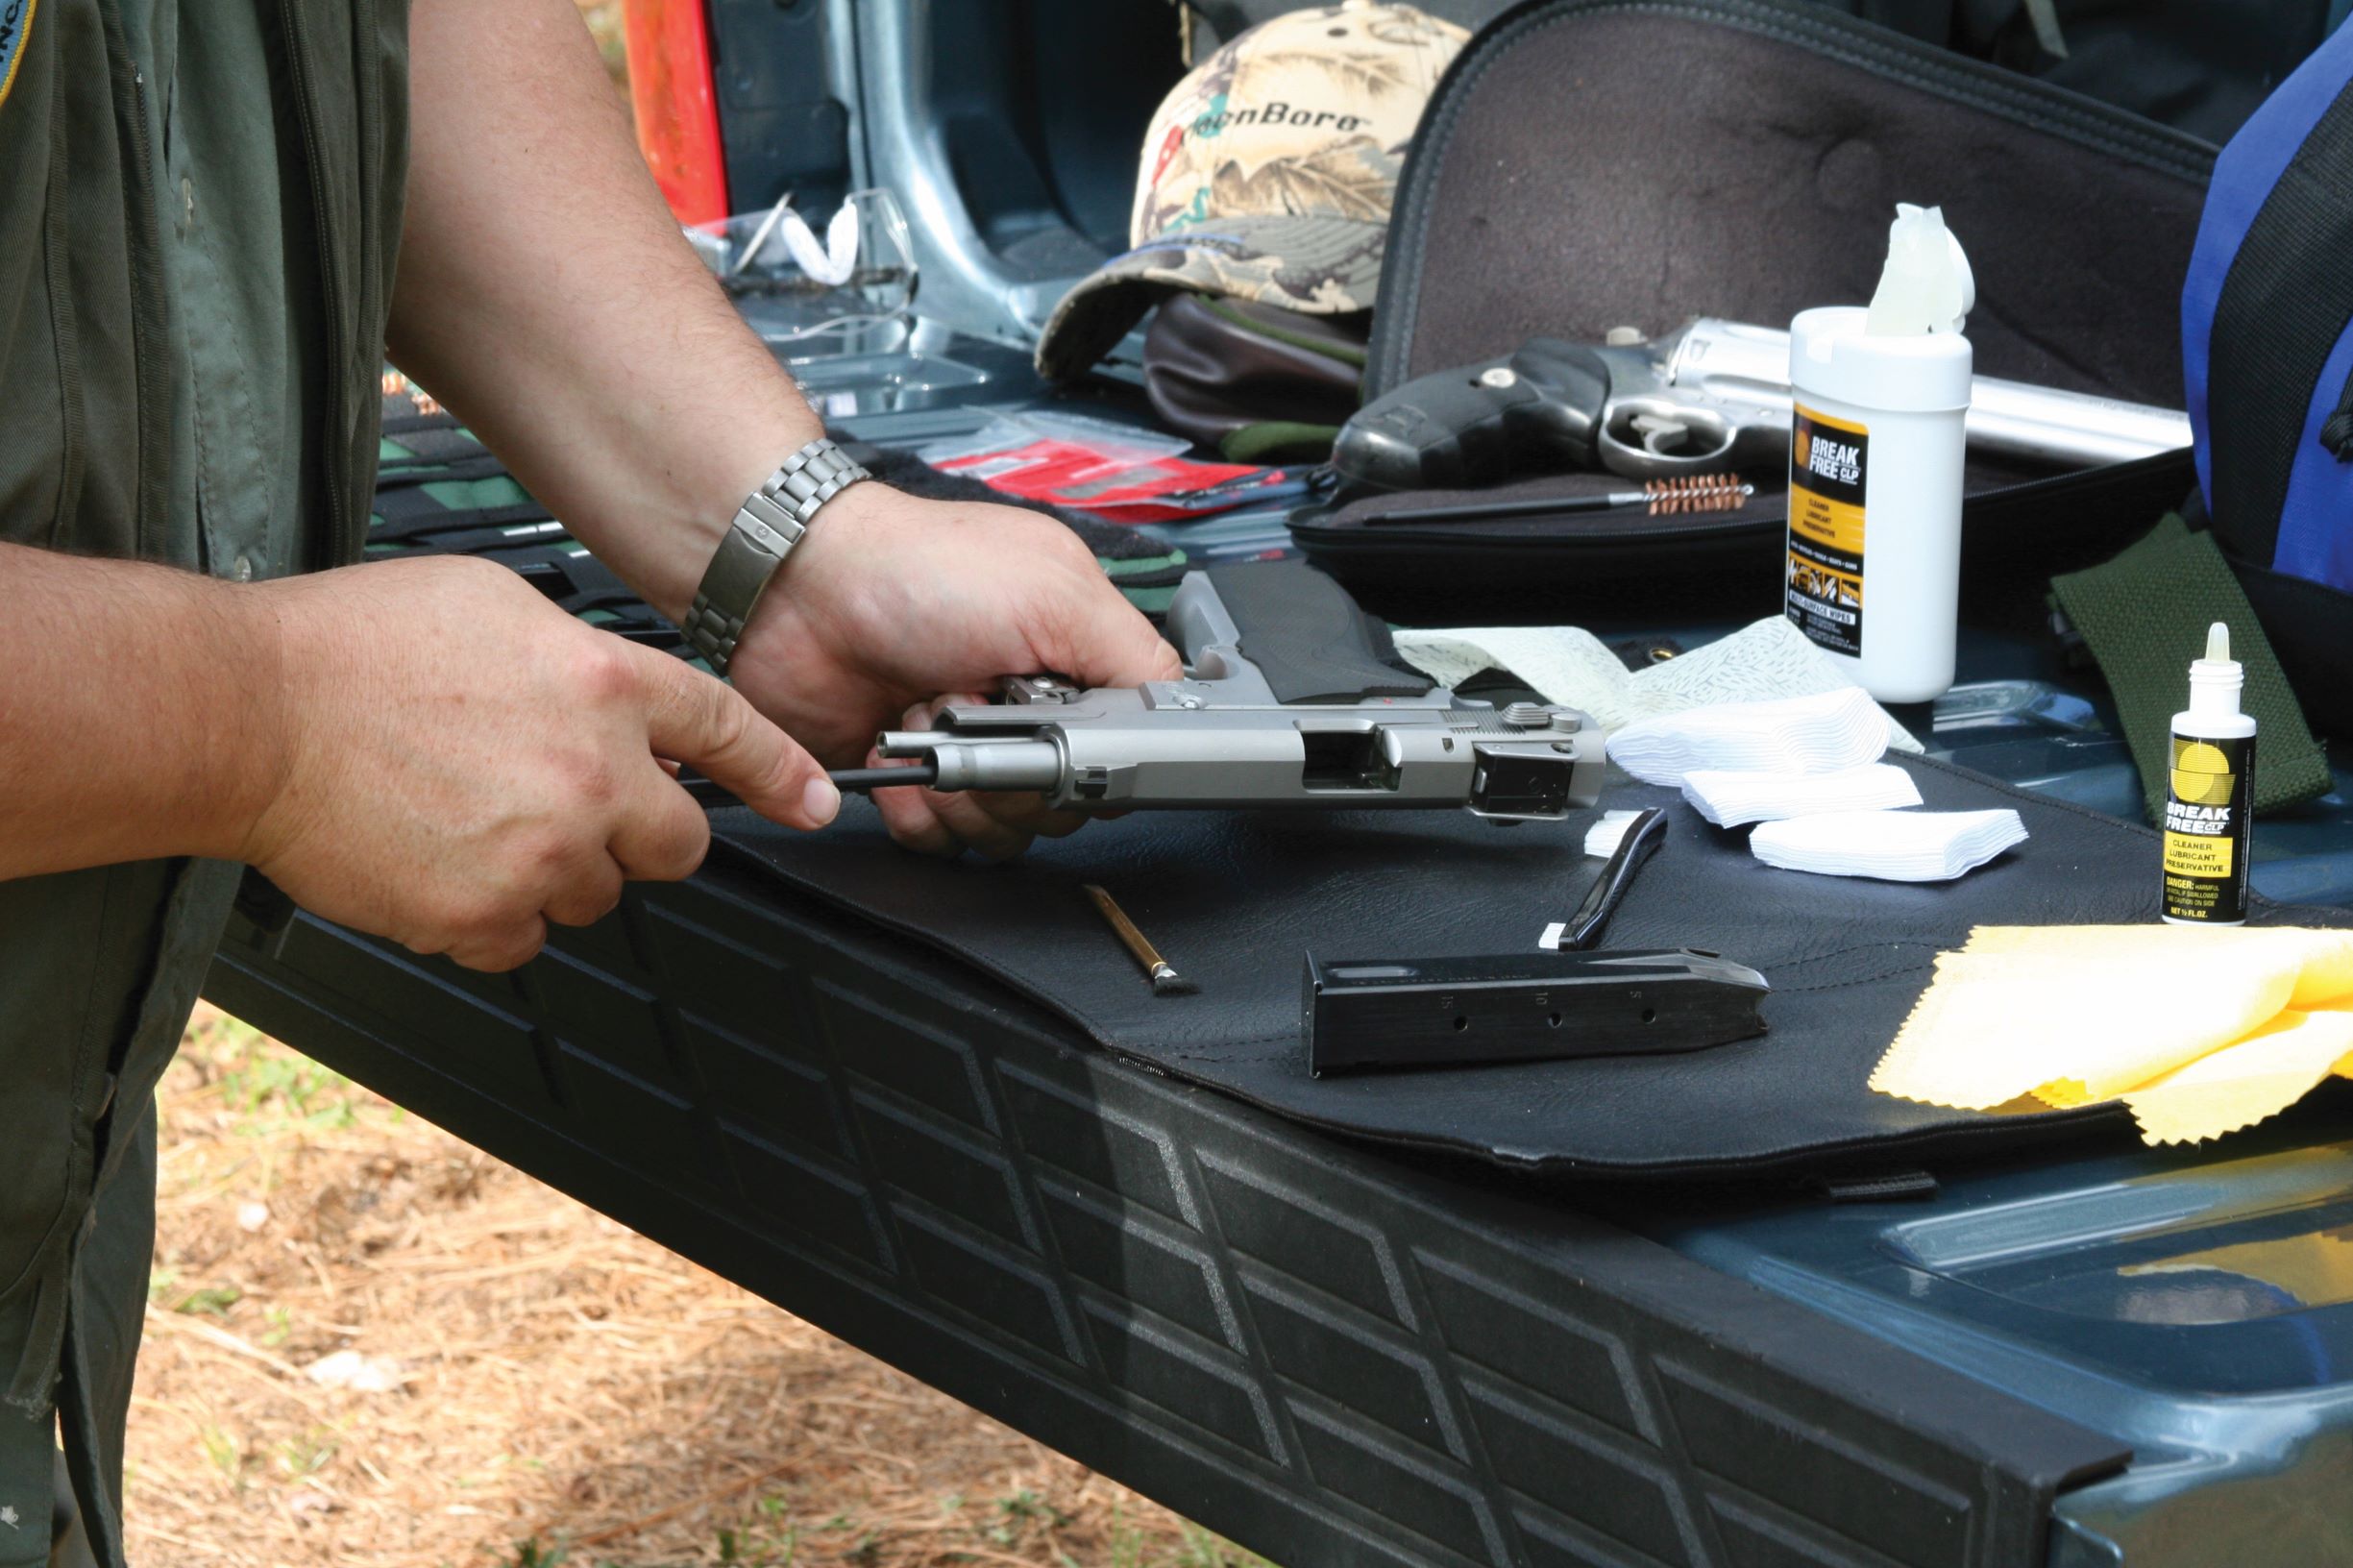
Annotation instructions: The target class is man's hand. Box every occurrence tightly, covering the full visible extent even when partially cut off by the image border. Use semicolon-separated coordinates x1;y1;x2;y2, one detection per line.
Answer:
723;485;1182;860
385;0;1176;861
240;556;838;970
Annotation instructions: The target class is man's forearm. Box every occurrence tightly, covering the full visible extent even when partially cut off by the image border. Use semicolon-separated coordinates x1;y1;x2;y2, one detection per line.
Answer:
0;544;284;879
386;0;820;622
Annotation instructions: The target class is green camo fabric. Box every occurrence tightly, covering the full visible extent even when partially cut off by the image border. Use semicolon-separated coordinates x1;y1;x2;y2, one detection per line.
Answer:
2051;513;2331;821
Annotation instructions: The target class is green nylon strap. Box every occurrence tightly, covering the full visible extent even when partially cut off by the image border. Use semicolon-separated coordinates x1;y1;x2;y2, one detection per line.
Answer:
1101;548;1188;579
1219;421;1340;463
1192;294;1367;368
421;476;535;511
1100;548;1189;619
2051;514;2332;821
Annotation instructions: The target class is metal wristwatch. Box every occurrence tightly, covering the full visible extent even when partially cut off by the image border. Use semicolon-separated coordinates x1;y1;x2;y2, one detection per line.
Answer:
679;437;870;674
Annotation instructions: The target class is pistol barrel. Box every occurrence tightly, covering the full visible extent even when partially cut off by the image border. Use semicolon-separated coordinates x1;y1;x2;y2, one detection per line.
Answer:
875;734;1064;793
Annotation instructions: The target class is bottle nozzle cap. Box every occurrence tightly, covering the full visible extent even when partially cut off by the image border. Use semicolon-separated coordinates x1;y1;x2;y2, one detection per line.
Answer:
2187;619;2245;716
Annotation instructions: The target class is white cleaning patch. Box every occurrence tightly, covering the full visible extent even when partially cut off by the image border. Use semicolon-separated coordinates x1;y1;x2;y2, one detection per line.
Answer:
1751;808;2026;881
1680;762;1922;827
1605;687;1893;788
1581;809;1647;858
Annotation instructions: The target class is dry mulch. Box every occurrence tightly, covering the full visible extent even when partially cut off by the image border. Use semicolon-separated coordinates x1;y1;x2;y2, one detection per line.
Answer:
125;1006;1264;1568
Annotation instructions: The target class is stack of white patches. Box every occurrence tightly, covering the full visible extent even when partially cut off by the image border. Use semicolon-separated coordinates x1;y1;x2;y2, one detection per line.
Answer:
1606;689;2026;882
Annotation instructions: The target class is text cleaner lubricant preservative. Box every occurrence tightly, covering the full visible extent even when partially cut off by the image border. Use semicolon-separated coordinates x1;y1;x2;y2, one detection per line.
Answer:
1784;205;1973;702
2163;623;2256;925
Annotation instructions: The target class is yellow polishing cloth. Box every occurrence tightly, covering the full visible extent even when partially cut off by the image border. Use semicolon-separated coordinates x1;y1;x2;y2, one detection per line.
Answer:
1960;925;2353;1007
1870;927;2353;1123
2119;1003;2353;1145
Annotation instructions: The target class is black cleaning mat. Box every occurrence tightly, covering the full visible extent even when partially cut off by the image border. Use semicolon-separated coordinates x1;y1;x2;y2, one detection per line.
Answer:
705;754;2353;1178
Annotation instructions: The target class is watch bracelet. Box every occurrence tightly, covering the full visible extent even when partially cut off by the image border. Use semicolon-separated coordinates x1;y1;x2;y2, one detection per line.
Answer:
681;437;869;674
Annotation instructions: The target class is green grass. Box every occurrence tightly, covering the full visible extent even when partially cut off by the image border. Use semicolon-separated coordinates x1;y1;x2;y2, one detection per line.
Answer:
218;1043;357;1133
1101;1509;1276;1568
198;1425;244;1487
172;1284;244;1316
274;1430;338;1480
186;1013;361;1137
258;1303;295;1347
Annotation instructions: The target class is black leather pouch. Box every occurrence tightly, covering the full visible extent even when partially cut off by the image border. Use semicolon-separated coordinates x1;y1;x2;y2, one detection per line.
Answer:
1140;294;1368;461
1288;0;2213;624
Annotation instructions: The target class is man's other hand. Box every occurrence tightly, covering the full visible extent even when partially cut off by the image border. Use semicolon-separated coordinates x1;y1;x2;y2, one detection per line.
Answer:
239;555;838;971
723;486;1182;861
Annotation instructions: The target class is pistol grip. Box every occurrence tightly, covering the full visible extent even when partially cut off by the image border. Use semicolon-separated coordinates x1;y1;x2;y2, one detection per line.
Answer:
1201;562;1433;705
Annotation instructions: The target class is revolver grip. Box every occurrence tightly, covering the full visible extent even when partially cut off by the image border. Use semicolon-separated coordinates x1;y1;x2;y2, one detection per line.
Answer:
1202;561;1434;705
1334;338;1612;494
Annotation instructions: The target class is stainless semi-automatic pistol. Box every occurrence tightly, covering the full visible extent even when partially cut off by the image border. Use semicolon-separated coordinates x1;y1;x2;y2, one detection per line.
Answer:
864;563;1602;822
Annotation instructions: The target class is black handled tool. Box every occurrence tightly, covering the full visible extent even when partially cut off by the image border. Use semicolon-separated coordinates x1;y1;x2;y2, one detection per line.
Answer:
1542;807;1669;952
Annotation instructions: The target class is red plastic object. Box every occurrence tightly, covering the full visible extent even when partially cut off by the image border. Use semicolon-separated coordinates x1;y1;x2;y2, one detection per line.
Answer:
622;0;730;226
931;438;1290;525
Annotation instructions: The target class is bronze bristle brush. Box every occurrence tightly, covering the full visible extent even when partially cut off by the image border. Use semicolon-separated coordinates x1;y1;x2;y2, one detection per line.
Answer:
1368;472;1753;526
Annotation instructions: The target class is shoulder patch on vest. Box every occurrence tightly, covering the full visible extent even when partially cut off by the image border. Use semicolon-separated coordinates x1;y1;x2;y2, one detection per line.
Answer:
0;0;35;112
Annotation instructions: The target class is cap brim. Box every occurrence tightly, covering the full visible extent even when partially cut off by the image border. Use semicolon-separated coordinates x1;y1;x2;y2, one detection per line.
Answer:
1033;213;1387;380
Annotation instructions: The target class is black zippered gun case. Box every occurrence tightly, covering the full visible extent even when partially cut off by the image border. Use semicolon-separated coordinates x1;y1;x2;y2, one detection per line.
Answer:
1290;0;2211;626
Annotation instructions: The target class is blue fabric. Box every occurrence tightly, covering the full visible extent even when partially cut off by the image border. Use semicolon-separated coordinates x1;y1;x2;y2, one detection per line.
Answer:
2273;320;2353;585
2182;17;2353;506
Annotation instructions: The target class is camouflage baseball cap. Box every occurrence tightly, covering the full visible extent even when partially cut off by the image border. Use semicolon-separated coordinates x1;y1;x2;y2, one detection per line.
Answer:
1034;1;1469;381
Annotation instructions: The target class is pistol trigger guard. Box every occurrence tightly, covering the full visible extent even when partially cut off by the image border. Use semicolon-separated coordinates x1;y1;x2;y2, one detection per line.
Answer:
1598;394;1738;478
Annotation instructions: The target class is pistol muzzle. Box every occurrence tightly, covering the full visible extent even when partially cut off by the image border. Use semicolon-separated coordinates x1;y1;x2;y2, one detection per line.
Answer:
875;733;1064;794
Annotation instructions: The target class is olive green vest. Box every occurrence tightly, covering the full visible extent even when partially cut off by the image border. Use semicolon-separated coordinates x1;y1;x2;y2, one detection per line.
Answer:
0;4;407;1563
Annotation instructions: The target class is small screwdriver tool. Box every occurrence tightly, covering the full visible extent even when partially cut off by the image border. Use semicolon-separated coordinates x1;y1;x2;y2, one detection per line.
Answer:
1083;884;1198;997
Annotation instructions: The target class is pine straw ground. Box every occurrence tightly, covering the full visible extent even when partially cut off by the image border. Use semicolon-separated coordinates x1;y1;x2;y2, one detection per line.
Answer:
125;1007;1268;1568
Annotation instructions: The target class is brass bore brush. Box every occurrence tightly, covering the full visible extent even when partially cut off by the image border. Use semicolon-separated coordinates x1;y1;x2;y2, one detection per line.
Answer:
1632;472;1754;514
1369;472;1754;526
